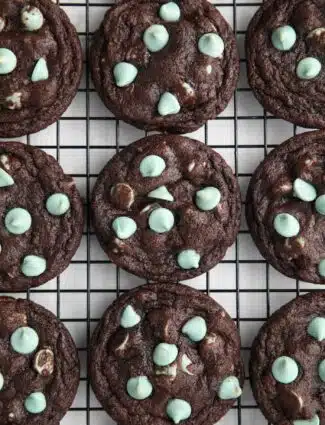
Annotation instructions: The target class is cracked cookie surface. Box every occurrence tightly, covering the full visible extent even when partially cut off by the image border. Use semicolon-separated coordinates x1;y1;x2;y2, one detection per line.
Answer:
247;0;325;128
0;0;82;137
0;296;79;425
250;292;325;425
0;142;83;291
90;0;239;134
91;134;241;282
90;283;243;425
246;130;325;284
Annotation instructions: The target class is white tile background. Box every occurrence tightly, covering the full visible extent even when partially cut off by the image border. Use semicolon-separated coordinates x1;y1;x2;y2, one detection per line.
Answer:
2;1;321;424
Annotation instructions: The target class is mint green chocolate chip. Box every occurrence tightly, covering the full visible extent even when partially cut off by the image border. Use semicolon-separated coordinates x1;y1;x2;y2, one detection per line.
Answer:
153;343;178;366
318;359;325;383
11;326;39;354
46;193;70;216
148;185;174;202
218;376;242;400
31;58;49;82
271;25;296;51
113;62;138;87
319;260;325;277
0;168;14;187
120;305;141;328
272;356;299;384
296;57;321;80
112;216;137;239
5;208;32;235
148;207;174;233
158;92;180;116
143;24;169;52
0;48;17;74
127;376;153;400
293;415;320;425
21;255;46;277
198;33;224;58
24;392;46;414
273;213;300;238
166;399;192;424
307;317;325;341
316;195;325;215
140;155;166;177
0;373;3;391
195;186;221;211
177;249;200;269
21;6;44;31
293;178;317;202
159;2;181;22
182;316;207;342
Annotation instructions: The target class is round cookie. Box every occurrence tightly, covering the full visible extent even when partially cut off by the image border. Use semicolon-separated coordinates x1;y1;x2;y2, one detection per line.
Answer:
0;142;83;291
246;130;325;284
90;283;244;425
247;0;325;129
0;296;79;425
0;0;82;138
250;291;325;425
91;134;241;282
90;0;239;134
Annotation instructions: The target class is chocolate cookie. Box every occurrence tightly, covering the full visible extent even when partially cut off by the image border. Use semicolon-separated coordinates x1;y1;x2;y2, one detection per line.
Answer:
247;0;325;128
0;296;79;425
91;134;241;282
250;291;325;425
90;0;239;134
246;130;325;284
90;283;243;425
0;142;83;291
0;0;82;138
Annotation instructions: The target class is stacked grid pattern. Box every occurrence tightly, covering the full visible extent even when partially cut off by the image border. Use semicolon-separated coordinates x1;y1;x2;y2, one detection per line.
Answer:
2;0;323;424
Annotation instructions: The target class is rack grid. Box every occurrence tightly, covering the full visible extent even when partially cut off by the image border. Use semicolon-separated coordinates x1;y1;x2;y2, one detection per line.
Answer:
3;1;323;424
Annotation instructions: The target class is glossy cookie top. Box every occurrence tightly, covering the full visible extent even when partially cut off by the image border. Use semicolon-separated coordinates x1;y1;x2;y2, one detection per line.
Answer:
0;142;83;291
91;134;241;282
250;292;325;425
0;0;82;137
247;0;325;128
90;283;243;425
90;0;239;134
246;130;325;284
0;296;79;425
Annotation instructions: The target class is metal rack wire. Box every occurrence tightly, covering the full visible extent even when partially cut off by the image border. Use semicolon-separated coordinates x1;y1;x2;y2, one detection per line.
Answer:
6;1;322;424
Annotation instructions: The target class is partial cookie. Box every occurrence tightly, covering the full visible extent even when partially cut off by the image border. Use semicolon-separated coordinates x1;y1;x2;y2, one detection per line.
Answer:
247;0;325;128
90;0;239;134
250;291;325;425
0;296;79;425
246;130;325;284
90;283;243;425
0;0;82;138
0;142;83;291
91;134;241;282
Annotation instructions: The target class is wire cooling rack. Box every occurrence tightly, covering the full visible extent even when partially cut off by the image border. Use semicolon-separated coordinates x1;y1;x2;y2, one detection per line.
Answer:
2;1;324;424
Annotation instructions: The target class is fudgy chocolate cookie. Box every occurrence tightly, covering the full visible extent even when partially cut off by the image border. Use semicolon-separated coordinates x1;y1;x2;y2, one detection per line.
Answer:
90;283;243;425
0;0;82;138
246;130;325;284
0;142;83;291
90;0;239;134
247;0;325;128
0;296;79;425
91;134;241;282
250;292;325;425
